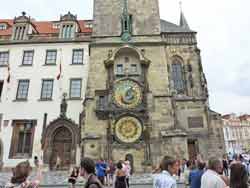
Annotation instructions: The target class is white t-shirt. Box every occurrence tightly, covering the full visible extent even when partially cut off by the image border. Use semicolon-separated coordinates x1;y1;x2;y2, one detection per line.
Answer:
201;169;226;188
153;170;177;188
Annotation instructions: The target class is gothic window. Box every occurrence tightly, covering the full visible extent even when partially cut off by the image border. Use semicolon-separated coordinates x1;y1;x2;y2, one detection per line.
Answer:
172;57;186;93
72;49;84;64
9;120;36;158
16;80;29;100
70;79;82;99
22;50;34;65
0;51;9;66
45;50;57;65
41;79;54;100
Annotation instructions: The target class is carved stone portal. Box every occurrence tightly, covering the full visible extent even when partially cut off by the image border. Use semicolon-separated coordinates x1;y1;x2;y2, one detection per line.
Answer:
42;118;80;170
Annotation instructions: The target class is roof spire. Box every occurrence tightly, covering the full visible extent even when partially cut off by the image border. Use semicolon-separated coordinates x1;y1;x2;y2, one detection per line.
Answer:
179;1;190;29
123;0;128;15
121;0;132;42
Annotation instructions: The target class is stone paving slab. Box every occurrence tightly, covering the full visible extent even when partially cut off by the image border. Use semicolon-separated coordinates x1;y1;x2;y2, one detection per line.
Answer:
0;172;154;186
0;171;184;187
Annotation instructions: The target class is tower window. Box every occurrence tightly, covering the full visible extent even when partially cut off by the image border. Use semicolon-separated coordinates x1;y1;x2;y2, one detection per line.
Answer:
172;58;186;94
116;64;124;74
131;64;137;73
124;20;128;31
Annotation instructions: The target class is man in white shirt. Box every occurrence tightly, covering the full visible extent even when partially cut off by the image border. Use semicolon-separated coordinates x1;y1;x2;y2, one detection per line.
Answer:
153;156;179;188
201;157;227;188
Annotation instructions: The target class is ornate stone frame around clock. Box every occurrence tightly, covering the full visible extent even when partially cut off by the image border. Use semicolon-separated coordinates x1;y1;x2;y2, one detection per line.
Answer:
104;45;151;67
104;45;152;164
104;45;151;91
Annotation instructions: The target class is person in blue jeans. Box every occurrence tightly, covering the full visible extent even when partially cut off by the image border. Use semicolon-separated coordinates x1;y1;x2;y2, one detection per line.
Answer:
189;161;206;188
96;158;107;185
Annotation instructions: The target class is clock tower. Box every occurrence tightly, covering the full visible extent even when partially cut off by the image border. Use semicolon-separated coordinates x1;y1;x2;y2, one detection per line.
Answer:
92;0;160;37
82;0;225;172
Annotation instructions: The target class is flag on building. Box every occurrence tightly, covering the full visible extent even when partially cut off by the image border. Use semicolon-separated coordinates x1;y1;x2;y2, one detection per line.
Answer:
6;64;10;83
56;63;62;80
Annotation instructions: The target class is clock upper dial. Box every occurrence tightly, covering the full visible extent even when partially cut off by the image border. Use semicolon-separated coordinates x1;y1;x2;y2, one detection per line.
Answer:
113;80;142;109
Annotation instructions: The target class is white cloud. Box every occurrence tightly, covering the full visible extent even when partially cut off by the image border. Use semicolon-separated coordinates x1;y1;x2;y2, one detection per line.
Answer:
1;0;249;114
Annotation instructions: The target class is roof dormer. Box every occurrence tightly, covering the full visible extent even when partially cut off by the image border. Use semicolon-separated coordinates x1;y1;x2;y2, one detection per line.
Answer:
59;12;79;39
12;12;38;40
0;23;8;30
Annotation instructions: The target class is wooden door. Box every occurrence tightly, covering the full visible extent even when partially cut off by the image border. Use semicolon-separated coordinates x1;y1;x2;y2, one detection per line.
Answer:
188;139;198;160
125;153;134;174
51;127;72;170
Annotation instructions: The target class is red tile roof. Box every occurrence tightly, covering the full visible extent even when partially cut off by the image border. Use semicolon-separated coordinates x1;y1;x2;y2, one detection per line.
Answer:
0;19;13;36
239;115;250;121
0;19;92;36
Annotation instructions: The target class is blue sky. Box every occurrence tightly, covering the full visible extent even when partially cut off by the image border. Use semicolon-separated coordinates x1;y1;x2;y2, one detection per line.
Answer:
1;0;250;115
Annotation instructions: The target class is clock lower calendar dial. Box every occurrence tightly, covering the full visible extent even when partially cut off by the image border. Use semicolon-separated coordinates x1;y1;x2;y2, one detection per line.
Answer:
115;116;143;143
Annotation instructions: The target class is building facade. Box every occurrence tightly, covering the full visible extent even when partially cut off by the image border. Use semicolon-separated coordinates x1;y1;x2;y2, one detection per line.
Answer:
82;0;225;172
222;114;250;154
0;12;91;170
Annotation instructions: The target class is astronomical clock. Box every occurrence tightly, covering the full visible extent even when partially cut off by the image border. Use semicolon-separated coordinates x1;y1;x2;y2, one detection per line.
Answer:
115;116;143;143
113;79;142;109
111;79;145;144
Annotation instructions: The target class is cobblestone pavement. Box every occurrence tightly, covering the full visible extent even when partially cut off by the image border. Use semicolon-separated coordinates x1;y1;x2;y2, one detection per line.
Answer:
0;171;185;188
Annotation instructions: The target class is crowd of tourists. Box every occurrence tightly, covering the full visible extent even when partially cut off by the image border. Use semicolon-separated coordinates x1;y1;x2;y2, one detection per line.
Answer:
4;157;131;188
153;154;249;188
3;153;250;188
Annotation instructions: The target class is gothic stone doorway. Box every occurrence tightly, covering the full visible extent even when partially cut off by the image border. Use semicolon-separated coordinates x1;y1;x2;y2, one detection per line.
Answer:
125;153;134;174
51;127;72;170
42;117;80;171
188;139;199;160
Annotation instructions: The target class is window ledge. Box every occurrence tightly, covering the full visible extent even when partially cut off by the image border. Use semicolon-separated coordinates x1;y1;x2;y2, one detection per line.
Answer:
70;63;84;66
19;64;33;67
43;64;57;66
38;99;53;102
68;97;82;101
13;99;28;102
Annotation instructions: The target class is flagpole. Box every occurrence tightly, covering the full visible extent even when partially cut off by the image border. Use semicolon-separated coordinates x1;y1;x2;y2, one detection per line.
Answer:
6;63;11;101
58;48;63;98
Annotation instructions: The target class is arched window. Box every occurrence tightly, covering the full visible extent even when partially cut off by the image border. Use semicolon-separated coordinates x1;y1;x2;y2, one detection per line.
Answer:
172;57;185;94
